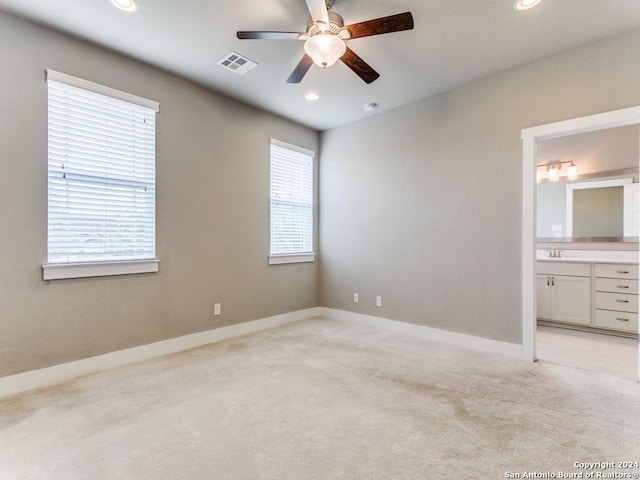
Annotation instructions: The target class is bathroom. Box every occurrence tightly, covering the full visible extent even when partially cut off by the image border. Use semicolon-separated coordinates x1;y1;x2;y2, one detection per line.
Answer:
535;123;639;379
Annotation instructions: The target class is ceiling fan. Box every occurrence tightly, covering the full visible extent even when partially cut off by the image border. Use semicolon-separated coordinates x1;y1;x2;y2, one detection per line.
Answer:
237;0;414;84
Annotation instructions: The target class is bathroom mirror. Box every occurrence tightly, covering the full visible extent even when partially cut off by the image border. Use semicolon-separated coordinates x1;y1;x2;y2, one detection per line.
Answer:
537;175;639;242
536;124;640;243
567;178;630;237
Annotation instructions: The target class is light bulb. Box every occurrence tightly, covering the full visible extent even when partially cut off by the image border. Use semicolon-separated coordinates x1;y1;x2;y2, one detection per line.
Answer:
567;161;578;180
548;166;560;182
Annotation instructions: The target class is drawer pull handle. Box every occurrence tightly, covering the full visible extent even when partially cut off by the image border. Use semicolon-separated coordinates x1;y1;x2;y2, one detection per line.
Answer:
616;317;630;322
616;299;629;303
616;285;630;289
616;270;630;274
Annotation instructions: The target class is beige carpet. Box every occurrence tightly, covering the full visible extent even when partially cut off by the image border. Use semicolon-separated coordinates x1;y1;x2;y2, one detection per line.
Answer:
1;316;639;480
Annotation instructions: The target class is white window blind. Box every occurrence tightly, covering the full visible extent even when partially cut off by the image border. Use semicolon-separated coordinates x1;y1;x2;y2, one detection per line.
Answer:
47;71;158;266
270;140;314;257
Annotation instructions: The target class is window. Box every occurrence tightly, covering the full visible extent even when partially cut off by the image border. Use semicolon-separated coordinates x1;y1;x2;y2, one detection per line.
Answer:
43;70;159;280
269;139;315;264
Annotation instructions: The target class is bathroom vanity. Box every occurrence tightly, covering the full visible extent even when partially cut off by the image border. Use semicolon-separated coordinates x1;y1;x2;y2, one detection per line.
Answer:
536;251;639;337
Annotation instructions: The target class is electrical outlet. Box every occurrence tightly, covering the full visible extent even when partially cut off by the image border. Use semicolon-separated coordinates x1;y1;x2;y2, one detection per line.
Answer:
214;303;221;316
353;293;359;303
375;296;382;307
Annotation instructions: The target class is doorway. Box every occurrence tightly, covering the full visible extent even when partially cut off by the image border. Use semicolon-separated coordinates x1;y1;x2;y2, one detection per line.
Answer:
521;105;640;380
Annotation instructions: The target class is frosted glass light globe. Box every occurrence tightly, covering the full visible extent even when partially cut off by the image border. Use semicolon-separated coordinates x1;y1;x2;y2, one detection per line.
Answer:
304;34;346;68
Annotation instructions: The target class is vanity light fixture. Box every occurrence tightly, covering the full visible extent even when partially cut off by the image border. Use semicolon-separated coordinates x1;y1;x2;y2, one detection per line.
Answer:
111;0;138;12
536;159;579;183
514;0;542;11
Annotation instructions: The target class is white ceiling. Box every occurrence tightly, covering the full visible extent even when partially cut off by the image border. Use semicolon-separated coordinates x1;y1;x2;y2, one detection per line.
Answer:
1;0;639;130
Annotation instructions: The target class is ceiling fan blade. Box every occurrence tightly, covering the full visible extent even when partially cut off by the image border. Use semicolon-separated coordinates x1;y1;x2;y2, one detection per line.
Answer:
237;31;305;40
305;0;329;26
287;55;314;84
343;12;414;40
340;47;380;84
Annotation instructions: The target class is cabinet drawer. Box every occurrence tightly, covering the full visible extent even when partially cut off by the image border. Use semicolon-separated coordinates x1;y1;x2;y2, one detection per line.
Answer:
536;262;590;277
595;292;638;313
594;263;638;280
594;309;639;333
595;278;639;294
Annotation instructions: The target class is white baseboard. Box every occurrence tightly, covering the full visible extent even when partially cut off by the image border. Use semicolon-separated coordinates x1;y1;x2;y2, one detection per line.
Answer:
0;306;524;399
0;307;323;399
319;307;524;359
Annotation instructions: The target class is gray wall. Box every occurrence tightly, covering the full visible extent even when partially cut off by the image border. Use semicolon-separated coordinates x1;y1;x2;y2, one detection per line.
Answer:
537;124;640;176
0;12;319;377
319;28;640;344
537;182;569;238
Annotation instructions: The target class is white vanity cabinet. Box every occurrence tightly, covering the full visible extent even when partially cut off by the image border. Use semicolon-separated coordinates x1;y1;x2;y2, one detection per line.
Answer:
594;263;639;333
536;262;591;326
537;259;639;336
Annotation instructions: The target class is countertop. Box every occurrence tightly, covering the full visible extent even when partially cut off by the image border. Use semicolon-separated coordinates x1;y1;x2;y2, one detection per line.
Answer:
536;250;639;264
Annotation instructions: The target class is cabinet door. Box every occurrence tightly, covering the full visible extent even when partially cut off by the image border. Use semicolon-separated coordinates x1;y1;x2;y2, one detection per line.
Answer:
552;275;591;325
536;275;552;320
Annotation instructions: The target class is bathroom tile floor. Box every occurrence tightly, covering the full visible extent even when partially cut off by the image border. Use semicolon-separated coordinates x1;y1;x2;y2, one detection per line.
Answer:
537;324;638;380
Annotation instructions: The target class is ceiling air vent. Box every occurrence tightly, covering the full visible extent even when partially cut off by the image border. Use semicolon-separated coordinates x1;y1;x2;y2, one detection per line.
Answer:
217;52;257;75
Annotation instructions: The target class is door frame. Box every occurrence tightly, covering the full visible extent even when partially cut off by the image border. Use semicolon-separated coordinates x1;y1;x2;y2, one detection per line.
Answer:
521;105;640;373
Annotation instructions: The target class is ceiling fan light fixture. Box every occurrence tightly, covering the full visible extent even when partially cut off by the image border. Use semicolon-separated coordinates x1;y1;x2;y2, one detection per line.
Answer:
514;0;542;11
237;6;413;84
304;34;346;68
110;0;137;12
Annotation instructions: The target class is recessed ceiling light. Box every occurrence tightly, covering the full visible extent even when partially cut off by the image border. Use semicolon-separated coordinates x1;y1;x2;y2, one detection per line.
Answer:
111;0;137;12
305;93;320;102
364;102;378;112
514;0;542;11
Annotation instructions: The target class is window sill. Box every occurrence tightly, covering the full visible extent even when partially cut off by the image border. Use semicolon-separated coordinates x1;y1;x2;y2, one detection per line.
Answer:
268;254;316;265
42;259;159;280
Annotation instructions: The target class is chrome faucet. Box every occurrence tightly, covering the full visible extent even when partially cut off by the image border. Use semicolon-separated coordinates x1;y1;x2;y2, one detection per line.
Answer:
548;246;561;258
